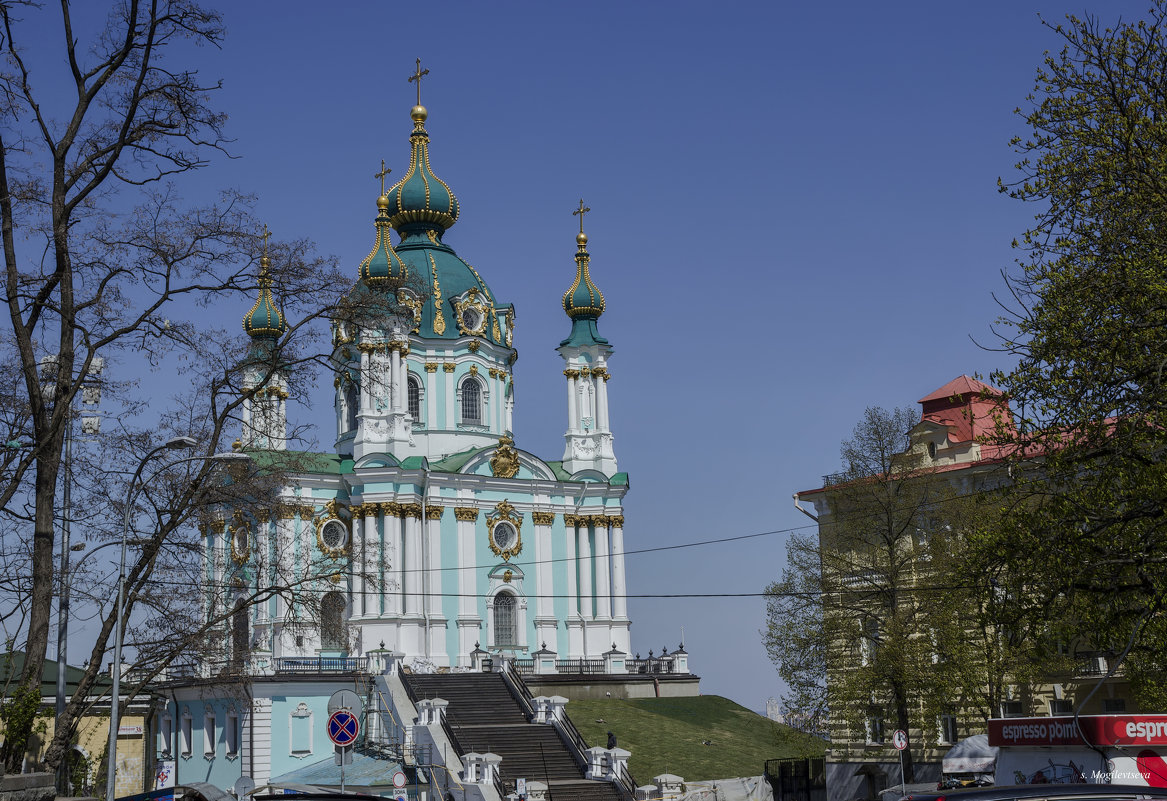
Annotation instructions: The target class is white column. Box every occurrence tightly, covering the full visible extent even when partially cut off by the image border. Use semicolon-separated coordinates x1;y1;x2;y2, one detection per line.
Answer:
426;366;438;427
577;521;592;619
535;517;553;620
364;507;379;616
444;363;456;428
390;347;403;413
597;371;610;432
565;370;577;432
457;511;476;618
611;519;628;620
360;350;372;411
404;508;422;616
385;506;402;616
594;518;611;619
505;382;514;434
565;515;578;616
425;508;441;615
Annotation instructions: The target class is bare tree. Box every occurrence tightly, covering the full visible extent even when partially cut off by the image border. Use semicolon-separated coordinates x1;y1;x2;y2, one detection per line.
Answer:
0;1;360;773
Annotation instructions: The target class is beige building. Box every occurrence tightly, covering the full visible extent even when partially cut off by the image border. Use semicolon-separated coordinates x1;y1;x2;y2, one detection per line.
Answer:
794;376;1134;801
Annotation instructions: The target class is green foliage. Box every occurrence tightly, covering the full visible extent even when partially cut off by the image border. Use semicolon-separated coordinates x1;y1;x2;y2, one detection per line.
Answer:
993;1;1167;704
568;696;824;783
0;683;43;768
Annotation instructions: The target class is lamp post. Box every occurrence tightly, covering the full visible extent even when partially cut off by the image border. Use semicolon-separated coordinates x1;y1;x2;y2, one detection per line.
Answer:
104;439;249;801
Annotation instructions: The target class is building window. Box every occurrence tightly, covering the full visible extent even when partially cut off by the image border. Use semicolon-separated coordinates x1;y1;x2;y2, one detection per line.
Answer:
290;703;312;757
865;714;885;744
225;707;239;757
939;714;958;745
321;591;346;651
1049;698;1073;716
180;709;192;758
1001;700;1024;718
203;708;216;758
160;713;174;758
461;378;482;424
494;592;517;646
408;375;421;420
1104;698;1126;713
344;382;358;431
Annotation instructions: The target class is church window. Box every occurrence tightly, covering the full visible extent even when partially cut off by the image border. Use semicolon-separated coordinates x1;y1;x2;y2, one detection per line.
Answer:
408;375;421;420
231;599;248;672
494;592;517;646
321;591;346;650
160;713;174;758
461;379;482;424
320;519;348;552
344;382;358;432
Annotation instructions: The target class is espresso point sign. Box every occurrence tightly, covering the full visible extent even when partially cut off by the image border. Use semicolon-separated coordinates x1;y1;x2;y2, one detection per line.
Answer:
989;715;1167;748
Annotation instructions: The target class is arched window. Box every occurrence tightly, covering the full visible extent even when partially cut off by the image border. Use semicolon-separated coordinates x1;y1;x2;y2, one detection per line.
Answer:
230;599;248;672
344;382;358;432
408;375;421;420
321;591;346;650
494;592;517;646
461;379;482;425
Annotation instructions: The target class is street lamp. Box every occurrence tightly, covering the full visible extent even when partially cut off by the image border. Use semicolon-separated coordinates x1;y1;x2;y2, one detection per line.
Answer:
105;439;249;801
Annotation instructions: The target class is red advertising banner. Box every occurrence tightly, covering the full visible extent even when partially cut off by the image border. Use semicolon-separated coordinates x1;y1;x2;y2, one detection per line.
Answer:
989;716;1167;747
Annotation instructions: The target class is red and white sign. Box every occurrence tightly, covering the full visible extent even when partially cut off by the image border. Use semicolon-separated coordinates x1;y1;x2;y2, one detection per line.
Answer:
989;715;1167;748
893;730;909;750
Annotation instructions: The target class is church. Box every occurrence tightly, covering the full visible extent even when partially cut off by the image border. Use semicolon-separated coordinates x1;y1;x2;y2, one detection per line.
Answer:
227;72;631;674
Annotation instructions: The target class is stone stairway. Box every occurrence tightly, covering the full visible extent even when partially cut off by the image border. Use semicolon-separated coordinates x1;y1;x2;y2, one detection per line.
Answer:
403;672;625;801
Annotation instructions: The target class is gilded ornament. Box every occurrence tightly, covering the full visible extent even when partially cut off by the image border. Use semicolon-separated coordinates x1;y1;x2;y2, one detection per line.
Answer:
563;369;580;379
579;367;592;377
508;351;518;366
316;516;350;559
328;572;343;584
321;498;344;522
453;289;488;337
426;229;440;244
429;254;446;335
504;310;515;347
424;362;439;373
454;507;480;522
563;514;578;527
488;368;499;378
486;499;523;562
492;313;502;342
467;340;481;353
609;515;624;527
397;290;423;333
211;518;226;534
469;364;479;376
425;504;445;520
503;569;513;583
400;503;423;519
277;504;297;520
489;435;521;479
443;362;457;373
531;511;556;526
229;512;250;566
256;509;270;523
381;501;402;517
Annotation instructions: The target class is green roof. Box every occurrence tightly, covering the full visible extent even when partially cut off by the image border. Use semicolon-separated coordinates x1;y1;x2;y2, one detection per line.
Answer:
244;450;354;475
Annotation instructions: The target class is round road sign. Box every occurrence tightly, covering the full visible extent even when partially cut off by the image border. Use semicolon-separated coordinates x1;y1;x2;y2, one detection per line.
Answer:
892;729;908;750
327;710;359;746
392;771;406;789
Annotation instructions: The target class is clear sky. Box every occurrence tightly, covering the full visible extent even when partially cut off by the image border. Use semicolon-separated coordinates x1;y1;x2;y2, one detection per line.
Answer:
27;1;1150;714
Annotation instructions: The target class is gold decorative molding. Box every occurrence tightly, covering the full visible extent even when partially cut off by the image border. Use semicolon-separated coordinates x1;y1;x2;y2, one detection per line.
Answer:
502;569;513;583
486;499;522;562
277;504;297;520
508;350;518;365
397;290;422;333
443;362;457;373
563;369;580;379
467;339;481;353
579;367;592;377
469;364;479;376
400;503;423;519
489;435;520;478
454;507;480;522
488;368;499;378
429;253;446;335
563;513;579;527
425;504;445;520
380;501;402;517
229;512;250;565
424;362;439;373
255;509;270;523
531;511;556;526
351;504;366;520
211;519;226;534
609;515;624;527
315;517;350;559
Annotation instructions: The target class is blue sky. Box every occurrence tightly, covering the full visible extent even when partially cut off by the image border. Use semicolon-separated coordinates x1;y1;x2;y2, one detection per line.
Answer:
28;1;1149;713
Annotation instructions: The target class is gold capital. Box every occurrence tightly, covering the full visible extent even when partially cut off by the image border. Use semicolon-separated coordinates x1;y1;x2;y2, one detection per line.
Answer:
425;362;439;373
454;507;480;522
443;362;457;373
532;511;556;526
425;504;445;520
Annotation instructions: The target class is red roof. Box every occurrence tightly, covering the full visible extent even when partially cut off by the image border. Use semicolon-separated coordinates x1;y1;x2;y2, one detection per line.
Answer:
917;375;1002;404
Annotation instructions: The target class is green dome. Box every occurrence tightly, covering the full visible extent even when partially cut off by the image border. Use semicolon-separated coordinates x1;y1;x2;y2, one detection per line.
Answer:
243;255;287;339
359;195;409;288
386;106;460;233
562;232;605;320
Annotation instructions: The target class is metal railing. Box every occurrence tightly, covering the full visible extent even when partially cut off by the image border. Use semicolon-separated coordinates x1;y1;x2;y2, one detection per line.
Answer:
627;658;675;674
553;658;603;673
274;656;368;673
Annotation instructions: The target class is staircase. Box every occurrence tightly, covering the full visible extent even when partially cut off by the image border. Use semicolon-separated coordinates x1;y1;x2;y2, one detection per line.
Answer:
403;671;627;801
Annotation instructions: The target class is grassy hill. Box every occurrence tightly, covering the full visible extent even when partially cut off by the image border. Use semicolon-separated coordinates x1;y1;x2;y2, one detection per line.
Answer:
565;695;825;784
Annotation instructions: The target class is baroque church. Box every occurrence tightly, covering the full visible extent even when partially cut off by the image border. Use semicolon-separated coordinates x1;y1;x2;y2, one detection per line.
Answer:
226;77;631;671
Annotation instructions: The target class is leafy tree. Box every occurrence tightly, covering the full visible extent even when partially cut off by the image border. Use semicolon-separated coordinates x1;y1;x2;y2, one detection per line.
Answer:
994;0;1167;705
0;1;360;774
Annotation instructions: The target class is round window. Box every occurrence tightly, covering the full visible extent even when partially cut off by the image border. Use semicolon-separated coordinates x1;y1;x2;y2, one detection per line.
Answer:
492;521;517;551
461;307;482;332
320;519;348;550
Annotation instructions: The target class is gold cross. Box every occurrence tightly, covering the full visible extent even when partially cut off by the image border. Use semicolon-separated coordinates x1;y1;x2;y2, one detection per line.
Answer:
572;199;590;234
409;58;429;106
261;224;272;255
375;159;391;195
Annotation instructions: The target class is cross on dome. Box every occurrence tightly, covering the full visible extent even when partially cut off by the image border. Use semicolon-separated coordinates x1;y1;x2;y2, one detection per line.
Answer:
375;159;391;196
409;58;429;107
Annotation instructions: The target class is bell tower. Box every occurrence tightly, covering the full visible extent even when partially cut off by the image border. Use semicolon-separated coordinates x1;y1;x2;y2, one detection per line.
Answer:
241;228;289;450
558;202;617;476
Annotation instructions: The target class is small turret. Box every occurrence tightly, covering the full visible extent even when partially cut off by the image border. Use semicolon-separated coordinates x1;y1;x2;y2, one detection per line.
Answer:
240;227;288;450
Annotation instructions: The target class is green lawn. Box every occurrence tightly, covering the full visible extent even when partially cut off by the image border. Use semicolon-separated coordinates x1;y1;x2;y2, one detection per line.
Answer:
566;695;825;784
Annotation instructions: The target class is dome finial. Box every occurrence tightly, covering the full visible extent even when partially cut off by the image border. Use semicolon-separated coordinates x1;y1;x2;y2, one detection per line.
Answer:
562;201;605;322
360;177;409;288
409;57;430;127
244;224;287;339
572;198;590;250
375;159;392;210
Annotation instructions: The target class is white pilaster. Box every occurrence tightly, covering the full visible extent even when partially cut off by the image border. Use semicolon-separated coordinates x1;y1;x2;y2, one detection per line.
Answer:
577;522;592;619
385;506;402;616
565;371;578;432
611;520;628;620
594;518;612;620
404;509;422;617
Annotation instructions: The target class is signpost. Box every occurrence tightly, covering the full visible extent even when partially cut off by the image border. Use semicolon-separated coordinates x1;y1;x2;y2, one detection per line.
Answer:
328;709;360;792
893;729;909;794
